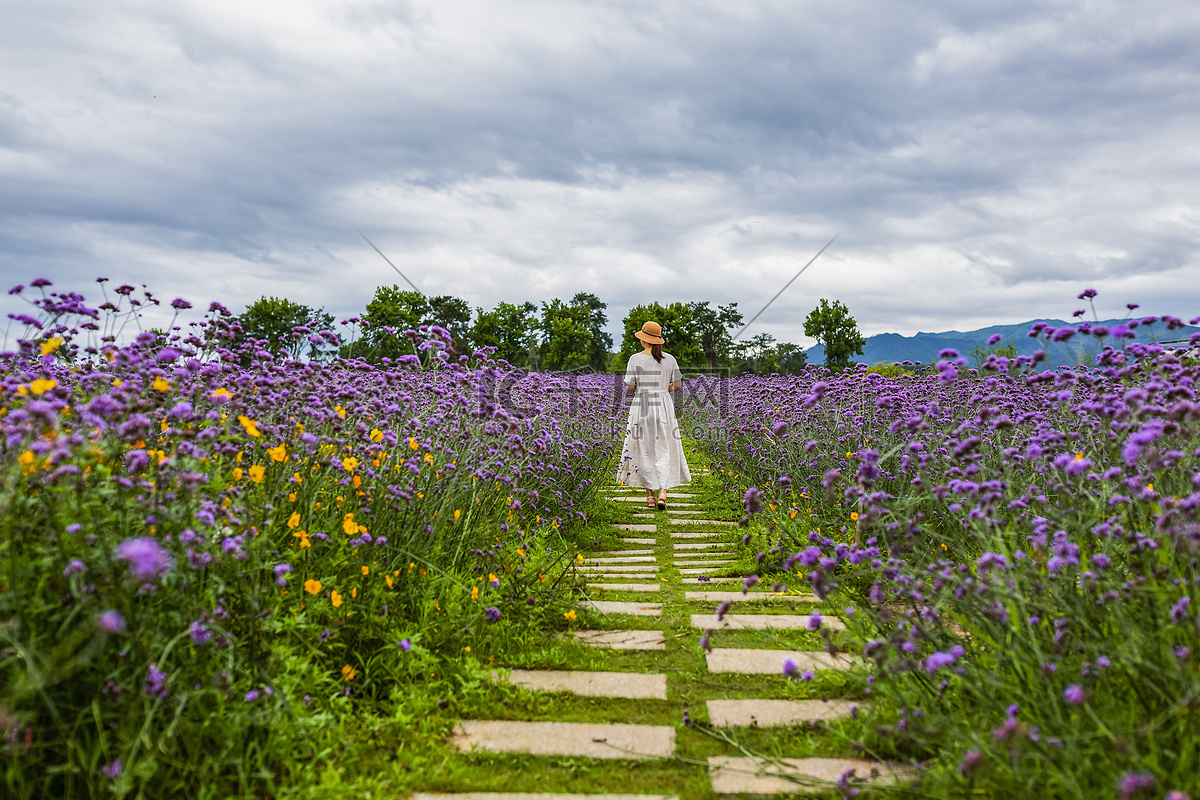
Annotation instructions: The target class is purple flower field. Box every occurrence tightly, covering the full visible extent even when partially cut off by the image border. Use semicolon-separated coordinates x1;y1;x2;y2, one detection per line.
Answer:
0;279;623;797
687;303;1200;796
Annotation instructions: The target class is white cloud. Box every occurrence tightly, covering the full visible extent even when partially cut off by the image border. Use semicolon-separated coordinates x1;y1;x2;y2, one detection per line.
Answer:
1;0;1198;351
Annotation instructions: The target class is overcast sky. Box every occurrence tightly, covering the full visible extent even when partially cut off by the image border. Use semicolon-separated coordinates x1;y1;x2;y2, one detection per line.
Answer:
2;0;1198;347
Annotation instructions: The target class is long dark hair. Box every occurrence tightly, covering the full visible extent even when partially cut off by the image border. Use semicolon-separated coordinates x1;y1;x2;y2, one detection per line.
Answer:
651;343;663;362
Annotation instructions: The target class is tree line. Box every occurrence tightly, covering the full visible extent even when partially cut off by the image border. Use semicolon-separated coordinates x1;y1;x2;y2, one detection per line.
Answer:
235;286;866;372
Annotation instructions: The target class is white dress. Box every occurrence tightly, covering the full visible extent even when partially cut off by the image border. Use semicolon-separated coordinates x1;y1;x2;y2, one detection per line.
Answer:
617;352;692;489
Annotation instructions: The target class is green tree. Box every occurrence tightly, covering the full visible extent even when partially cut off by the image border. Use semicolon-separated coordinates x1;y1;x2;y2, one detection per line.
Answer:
803;298;866;371
571;292;614;371
618;302;704;368
354;286;431;362
537;299;592;370
472;301;538;367
236;296;334;361
689;301;744;372
428;295;472;354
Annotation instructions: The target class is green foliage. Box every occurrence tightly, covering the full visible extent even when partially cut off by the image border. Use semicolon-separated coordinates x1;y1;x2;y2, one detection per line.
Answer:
349;287;475;362
237;297;335;361
536;299;591;370
535;295;612;371
866;361;916;378
428;295;473;353
969;336;1020;370
802;298;865;371
729;334;808;375
471;301;538;367
688;301;743;371
569;293;614;372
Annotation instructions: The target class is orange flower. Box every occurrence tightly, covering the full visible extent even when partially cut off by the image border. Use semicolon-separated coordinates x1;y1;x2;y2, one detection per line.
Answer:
342;513;357;535
341;664;356;681
238;415;261;437
304;579;322;595
267;444;287;462
287;511;301;529
248;465;265;484
342;456;358;472
331;590;343;608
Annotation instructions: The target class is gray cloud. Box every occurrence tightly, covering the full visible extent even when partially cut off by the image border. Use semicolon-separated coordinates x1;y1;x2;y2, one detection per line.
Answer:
1;0;1198;348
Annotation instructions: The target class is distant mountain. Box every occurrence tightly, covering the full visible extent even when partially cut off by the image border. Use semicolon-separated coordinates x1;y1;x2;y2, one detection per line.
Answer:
804;318;1199;368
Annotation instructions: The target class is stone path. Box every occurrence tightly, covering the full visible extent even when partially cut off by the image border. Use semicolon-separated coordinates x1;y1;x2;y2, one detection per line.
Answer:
436;477;912;798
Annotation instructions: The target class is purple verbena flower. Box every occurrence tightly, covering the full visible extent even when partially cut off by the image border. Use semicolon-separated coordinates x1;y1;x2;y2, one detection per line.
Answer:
114;537;173;581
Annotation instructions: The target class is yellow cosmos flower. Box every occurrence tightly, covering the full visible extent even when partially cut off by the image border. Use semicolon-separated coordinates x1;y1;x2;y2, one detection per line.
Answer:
335;405;346;419
288;491;296;502
152;376;170;392
331;590;343;607
341;664;356;681
361;565;369;575
454;509;462;522
30;378;57;395
304;579;322;595
232;467;244;481
342;513;357;535
369;429;383;442
351;587;357;599
850;512;859;521
563;610;577;621
471;586;479;600
342;456;358;472
248;465;265;484
576;553;584;565
267;444;287;462
385;575;394;588
211;387;231;401
408;437;419;450
39;337;63;356
287;511;301;529
238;415;261;437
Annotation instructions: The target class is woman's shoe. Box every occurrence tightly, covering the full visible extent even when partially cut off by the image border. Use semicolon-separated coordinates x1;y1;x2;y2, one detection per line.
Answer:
646;495;656;508
656;491;667;511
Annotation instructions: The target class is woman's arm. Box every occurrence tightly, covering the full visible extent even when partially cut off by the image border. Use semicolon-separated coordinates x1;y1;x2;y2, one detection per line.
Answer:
668;379;682;393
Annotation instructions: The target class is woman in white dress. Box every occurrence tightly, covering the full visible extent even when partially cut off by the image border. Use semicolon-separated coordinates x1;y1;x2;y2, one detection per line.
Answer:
618;321;692;509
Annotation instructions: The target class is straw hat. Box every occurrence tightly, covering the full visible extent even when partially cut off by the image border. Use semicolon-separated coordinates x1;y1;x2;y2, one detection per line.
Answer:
634;321;665;344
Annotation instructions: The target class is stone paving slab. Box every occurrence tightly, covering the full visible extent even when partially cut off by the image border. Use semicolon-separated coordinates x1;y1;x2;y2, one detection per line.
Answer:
586;572;663;579
692;613;845;631
621;538;657;545
674;542;736;550
584;556;657;564
685;591;815;602
706;698;857;727
575;629;667;650
678;565;736;575
669;519;735;526
453;720;675;759
584;600;662;616
593;548;654;555
582;564;657;572
614;523;658;532
499;669;667;700
415;794;677;800
665;510;706;515
708;756;913;794
705;649;860;674
587;583;661;592
670;532;731;539
673;552;735;561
